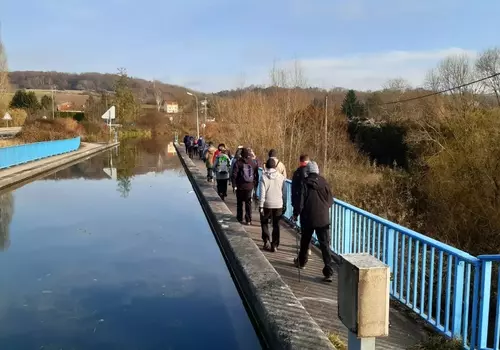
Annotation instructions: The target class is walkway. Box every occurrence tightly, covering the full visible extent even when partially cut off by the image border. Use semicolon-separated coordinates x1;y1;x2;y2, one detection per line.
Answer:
190;157;430;349
0;142;118;192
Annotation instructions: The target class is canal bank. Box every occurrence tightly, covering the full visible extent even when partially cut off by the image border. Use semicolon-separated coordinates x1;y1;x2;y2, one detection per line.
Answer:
0;142;119;192
174;143;336;350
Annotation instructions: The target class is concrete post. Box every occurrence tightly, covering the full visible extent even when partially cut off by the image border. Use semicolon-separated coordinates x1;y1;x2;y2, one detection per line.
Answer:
338;253;390;350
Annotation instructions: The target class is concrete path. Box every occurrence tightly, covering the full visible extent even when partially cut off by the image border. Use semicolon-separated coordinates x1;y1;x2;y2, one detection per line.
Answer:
0;142;119;192
190;157;430;349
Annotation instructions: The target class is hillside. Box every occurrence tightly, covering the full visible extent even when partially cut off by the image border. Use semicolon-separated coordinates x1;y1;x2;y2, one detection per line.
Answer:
8;71;193;105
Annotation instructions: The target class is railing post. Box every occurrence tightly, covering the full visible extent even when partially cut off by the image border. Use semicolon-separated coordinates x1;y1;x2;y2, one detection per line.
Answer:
342;209;352;254
451;259;465;338
478;260;492;348
385;228;395;293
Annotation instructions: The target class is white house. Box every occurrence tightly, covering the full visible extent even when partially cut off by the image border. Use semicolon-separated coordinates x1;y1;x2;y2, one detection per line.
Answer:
164;101;179;114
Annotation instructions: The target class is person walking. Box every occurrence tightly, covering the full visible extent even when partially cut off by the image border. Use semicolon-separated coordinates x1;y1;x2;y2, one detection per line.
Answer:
293;161;334;282
291;154;312;256
214;148;231;200
232;148;259;225
266;149;287;179
258;158;287;252
249;148;262;208
186;136;195;158
205;143;217;182
197;137;205;159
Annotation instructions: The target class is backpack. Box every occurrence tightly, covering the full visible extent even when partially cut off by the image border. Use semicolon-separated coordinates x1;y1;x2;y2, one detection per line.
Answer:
241;162;254;183
216;155;230;174
186;138;194;147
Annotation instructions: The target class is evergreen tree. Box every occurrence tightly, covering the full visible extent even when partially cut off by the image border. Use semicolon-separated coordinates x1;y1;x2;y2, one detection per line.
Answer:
341;90;365;119
40;95;53;110
114;68;139;124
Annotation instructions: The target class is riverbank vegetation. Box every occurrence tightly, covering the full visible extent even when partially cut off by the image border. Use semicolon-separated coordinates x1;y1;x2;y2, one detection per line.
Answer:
203;47;500;256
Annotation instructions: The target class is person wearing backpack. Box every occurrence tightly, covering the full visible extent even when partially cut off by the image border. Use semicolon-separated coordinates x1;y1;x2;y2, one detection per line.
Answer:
232;147;259;225
258;158;287;252
186;136;195;158
293;161;335;282
205;143;217;182
214;148;231;200
265;149;287;179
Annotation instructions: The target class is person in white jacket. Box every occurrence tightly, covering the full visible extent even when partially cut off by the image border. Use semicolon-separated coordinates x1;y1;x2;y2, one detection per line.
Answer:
258;158;287;252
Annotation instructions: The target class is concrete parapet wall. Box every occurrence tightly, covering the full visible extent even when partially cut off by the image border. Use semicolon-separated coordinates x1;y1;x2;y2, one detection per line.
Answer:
175;144;335;350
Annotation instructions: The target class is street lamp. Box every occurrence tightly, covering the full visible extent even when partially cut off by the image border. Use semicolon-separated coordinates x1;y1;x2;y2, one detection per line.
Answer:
186;91;199;139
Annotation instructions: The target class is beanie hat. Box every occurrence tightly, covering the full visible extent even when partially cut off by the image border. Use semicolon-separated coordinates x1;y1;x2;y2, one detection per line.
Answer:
306;161;319;175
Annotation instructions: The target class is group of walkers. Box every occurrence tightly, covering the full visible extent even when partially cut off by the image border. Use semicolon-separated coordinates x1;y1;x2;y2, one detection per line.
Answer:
183;135;334;282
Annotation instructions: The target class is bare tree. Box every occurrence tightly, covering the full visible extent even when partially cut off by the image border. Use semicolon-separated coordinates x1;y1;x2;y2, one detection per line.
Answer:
383;78;412;92
0;35;10;112
476;47;500;106
153;80;163;111
425;54;479;114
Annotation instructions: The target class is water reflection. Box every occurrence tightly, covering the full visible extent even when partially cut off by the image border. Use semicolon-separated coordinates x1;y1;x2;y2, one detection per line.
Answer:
0;192;13;251
0;137;261;349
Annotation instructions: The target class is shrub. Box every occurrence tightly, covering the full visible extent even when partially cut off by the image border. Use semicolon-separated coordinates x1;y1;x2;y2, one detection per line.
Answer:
19;118;84;143
55;111;85;121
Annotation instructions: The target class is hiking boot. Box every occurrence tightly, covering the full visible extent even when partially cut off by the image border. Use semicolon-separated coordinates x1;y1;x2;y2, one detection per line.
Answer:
323;275;333;283
271;243;278;252
308;249;312;256
245;221;252;226
263;242;271;251
293;258;305;269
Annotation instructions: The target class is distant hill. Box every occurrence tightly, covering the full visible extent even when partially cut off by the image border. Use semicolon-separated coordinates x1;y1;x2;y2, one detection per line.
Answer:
8;71;193;105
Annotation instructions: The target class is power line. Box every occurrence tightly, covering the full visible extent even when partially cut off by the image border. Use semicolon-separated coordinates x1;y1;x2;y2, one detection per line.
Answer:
382;72;500;105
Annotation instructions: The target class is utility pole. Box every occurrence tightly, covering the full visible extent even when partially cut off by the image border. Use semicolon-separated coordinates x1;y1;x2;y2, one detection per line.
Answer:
204;98;207;124
51;86;55;119
324;94;328;170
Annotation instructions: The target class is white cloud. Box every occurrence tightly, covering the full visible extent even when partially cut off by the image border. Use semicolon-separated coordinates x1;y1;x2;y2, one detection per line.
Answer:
184;47;475;92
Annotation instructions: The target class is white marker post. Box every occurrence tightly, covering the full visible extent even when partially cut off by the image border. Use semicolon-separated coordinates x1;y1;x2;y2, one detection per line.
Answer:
101;106;116;143
2;112;12;127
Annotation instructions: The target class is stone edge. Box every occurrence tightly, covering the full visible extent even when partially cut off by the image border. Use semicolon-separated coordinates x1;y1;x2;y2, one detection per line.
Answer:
175;143;336;350
0;142;119;192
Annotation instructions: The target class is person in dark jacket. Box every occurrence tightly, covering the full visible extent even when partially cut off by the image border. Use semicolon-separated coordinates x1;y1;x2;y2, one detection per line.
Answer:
232;148;259;225
291;154;311;256
293;161;334;282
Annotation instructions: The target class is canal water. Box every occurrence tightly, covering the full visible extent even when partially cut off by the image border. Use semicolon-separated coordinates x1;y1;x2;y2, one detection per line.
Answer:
0;138;262;350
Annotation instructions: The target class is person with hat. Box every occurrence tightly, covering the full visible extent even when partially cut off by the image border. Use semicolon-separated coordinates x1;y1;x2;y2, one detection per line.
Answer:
293;161;335;282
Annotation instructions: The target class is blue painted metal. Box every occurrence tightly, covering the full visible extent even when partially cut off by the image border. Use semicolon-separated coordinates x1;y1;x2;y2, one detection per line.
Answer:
0;137;81;169
255;167;499;349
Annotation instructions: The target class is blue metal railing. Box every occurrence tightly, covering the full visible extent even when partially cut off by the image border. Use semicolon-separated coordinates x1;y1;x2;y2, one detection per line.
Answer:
0;137;81;169
256;167;500;349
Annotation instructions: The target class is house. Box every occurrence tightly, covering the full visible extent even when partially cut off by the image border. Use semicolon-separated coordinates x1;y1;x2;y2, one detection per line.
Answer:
163;101;179;114
57;101;74;111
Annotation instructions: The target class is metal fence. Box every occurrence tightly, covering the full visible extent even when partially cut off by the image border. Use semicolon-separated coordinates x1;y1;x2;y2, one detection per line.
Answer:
0;137;81;170
256;168;500;349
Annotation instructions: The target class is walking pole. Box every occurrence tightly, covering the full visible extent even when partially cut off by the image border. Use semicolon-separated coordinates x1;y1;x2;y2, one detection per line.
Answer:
294;221;301;283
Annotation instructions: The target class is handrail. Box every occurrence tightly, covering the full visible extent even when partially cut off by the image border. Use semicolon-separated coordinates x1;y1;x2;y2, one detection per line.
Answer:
0;137;81;169
334;198;479;264
257;165;499;350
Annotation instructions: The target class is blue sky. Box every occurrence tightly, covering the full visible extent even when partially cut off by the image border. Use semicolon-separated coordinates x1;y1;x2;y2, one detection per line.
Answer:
2;0;499;92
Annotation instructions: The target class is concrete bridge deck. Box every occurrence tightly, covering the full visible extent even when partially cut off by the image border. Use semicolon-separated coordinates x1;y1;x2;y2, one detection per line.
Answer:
189;156;430;350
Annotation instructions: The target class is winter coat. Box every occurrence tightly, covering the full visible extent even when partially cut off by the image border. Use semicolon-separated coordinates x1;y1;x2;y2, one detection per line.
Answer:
258;168;287;209
205;146;217;168
291;165;308;217
299;173;334;229
214;153;231;180
232;157;259;191
264;157;287;179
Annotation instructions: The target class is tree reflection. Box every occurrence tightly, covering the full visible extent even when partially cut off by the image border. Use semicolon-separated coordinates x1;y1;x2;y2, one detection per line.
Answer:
116;141;138;198
0;192;14;251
